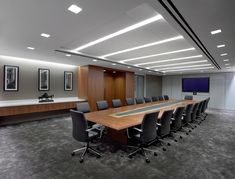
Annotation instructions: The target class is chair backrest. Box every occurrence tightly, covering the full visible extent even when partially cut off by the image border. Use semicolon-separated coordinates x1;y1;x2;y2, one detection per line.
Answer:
201;100;207;113
183;103;193;123
135;98;144;104
144;97;152;103
141;111;159;144
96;100;109;110
205;97;210;108
112;99;122;108
70;109;88;142
184;95;193;100
126;98;134;105
171;106;185;130
191;103;199;121
158;96;164;101
196;101;203;116
76;102;90;113
164;95;169;100
151;96;159;102
158;109;174;137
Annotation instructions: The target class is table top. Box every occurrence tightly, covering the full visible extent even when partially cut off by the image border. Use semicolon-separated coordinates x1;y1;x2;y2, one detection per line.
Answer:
85;99;196;131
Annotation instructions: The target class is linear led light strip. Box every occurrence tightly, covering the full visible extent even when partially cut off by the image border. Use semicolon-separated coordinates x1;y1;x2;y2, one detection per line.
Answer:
119;47;195;63
0;55;77;67
100;35;183;58
156;64;211;71
73;14;163;52
134;55;202;66
146;60;208;69
163;66;214;73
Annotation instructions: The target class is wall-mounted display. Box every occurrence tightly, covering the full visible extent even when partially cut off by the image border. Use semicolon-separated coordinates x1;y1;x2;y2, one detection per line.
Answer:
38;68;50;91
64;71;73;91
4;65;19;91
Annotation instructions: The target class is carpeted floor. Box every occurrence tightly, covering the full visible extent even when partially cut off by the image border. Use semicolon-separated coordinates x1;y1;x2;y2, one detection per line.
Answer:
0;109;235;179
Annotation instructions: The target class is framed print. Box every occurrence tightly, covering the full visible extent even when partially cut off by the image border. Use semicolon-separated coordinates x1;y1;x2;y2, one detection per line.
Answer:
4;65;19;91
38;68;50;91
64;71;73;91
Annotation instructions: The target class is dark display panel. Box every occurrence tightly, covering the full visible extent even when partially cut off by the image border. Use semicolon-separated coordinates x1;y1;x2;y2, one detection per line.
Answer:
182;77;209;93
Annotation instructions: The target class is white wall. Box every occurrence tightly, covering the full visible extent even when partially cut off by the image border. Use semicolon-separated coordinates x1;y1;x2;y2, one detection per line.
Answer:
162;72;235;110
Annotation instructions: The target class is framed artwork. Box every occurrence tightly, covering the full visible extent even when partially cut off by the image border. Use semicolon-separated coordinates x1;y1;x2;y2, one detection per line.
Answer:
4;65;19;91
38;68;50;91
64;71;73;91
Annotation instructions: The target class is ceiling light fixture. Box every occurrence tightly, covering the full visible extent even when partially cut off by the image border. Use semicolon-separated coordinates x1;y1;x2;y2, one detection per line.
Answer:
217;44;225;48
220;53;228;56
41;33;50;38
27;47;35;50
119;47;195;63
66;54;71;57
100;35;184;58
163;66;214;73
68;4;82;14
225;63;230;66
73;14;163;52
211;29;221;35
147;60;208;69
155;64;211;71
223;59;229;62
226;67;231;69
112;63;116;65
92;59;97;62
134;55;202;66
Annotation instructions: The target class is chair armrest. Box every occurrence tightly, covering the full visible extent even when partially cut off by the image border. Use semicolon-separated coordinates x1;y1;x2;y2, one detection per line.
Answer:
171;118;175;120
86;124;103;132
157;123;161;126
133;127;143;133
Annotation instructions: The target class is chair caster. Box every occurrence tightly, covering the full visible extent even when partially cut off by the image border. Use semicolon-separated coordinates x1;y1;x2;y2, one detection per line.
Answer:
80;158;84;163
180;136;183;139
174;139;178;142
71;152;75;156
186;133;189;135
194;126;197;128
128;155;133;159
146;158;150;163
189;130;192;132
96;155;101;159
163;148;166;151
154;152;158;156
167;143;171;146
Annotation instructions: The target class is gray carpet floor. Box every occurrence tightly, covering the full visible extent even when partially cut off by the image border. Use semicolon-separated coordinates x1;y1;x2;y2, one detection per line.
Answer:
0;109;235;179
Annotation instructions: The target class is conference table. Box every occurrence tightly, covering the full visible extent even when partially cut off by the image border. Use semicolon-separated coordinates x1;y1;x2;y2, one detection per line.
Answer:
85;99;196;144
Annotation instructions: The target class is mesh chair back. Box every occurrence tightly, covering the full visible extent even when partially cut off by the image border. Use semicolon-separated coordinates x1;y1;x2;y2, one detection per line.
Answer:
151;96;159;102
76;102;90;113
191;103;199;121
96;100;109;110
158;96;164;101
141;112;159;144
164;95;169;100
70;109;88;142
126;98;134;105
184;95;193;100
201;100;207;113
184;103;193;123
135;98;144;104
158;109;174;137
112;99;122;108
196;101;203;116
172;106;185;130
144;97;152;103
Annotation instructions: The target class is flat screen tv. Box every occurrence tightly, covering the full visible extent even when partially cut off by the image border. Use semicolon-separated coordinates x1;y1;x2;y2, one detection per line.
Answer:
182;77;210;93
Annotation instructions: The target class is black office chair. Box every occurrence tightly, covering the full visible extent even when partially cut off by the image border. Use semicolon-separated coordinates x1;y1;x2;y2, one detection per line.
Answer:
70;110;101;163
182;103;194;133
196;101;204;124
112;99;122;108
184;95;193;100
191;103;199;127
151;96;159;102
158;96;164;101
164;95;169;100
135;98;144;104
96;100;109;110
76;102;94;127
128;111;159;163
171;106;185;132
126;98;134;105
156;109;174;151
144;97;152;103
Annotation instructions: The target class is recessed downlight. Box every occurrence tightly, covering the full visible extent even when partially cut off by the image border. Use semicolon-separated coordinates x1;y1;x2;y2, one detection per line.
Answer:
92;59;97;62
226;67;231;69
225;63;230;66
223;59;229;62
100;36;183;58
66;54;71;57
217;44;225;48
220;53;228;56
112;63;116;66
211;29;221;35
73;14;163;52
68;4;82;14
27;47;35;50
41;33;50;38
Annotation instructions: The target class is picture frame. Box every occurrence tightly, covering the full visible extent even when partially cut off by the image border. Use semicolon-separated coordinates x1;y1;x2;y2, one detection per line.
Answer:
38;68;50;91
64;71;73;91
4;65;19;91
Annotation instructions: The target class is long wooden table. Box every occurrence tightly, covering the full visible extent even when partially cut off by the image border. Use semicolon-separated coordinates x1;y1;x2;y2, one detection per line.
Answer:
85;99;196;144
